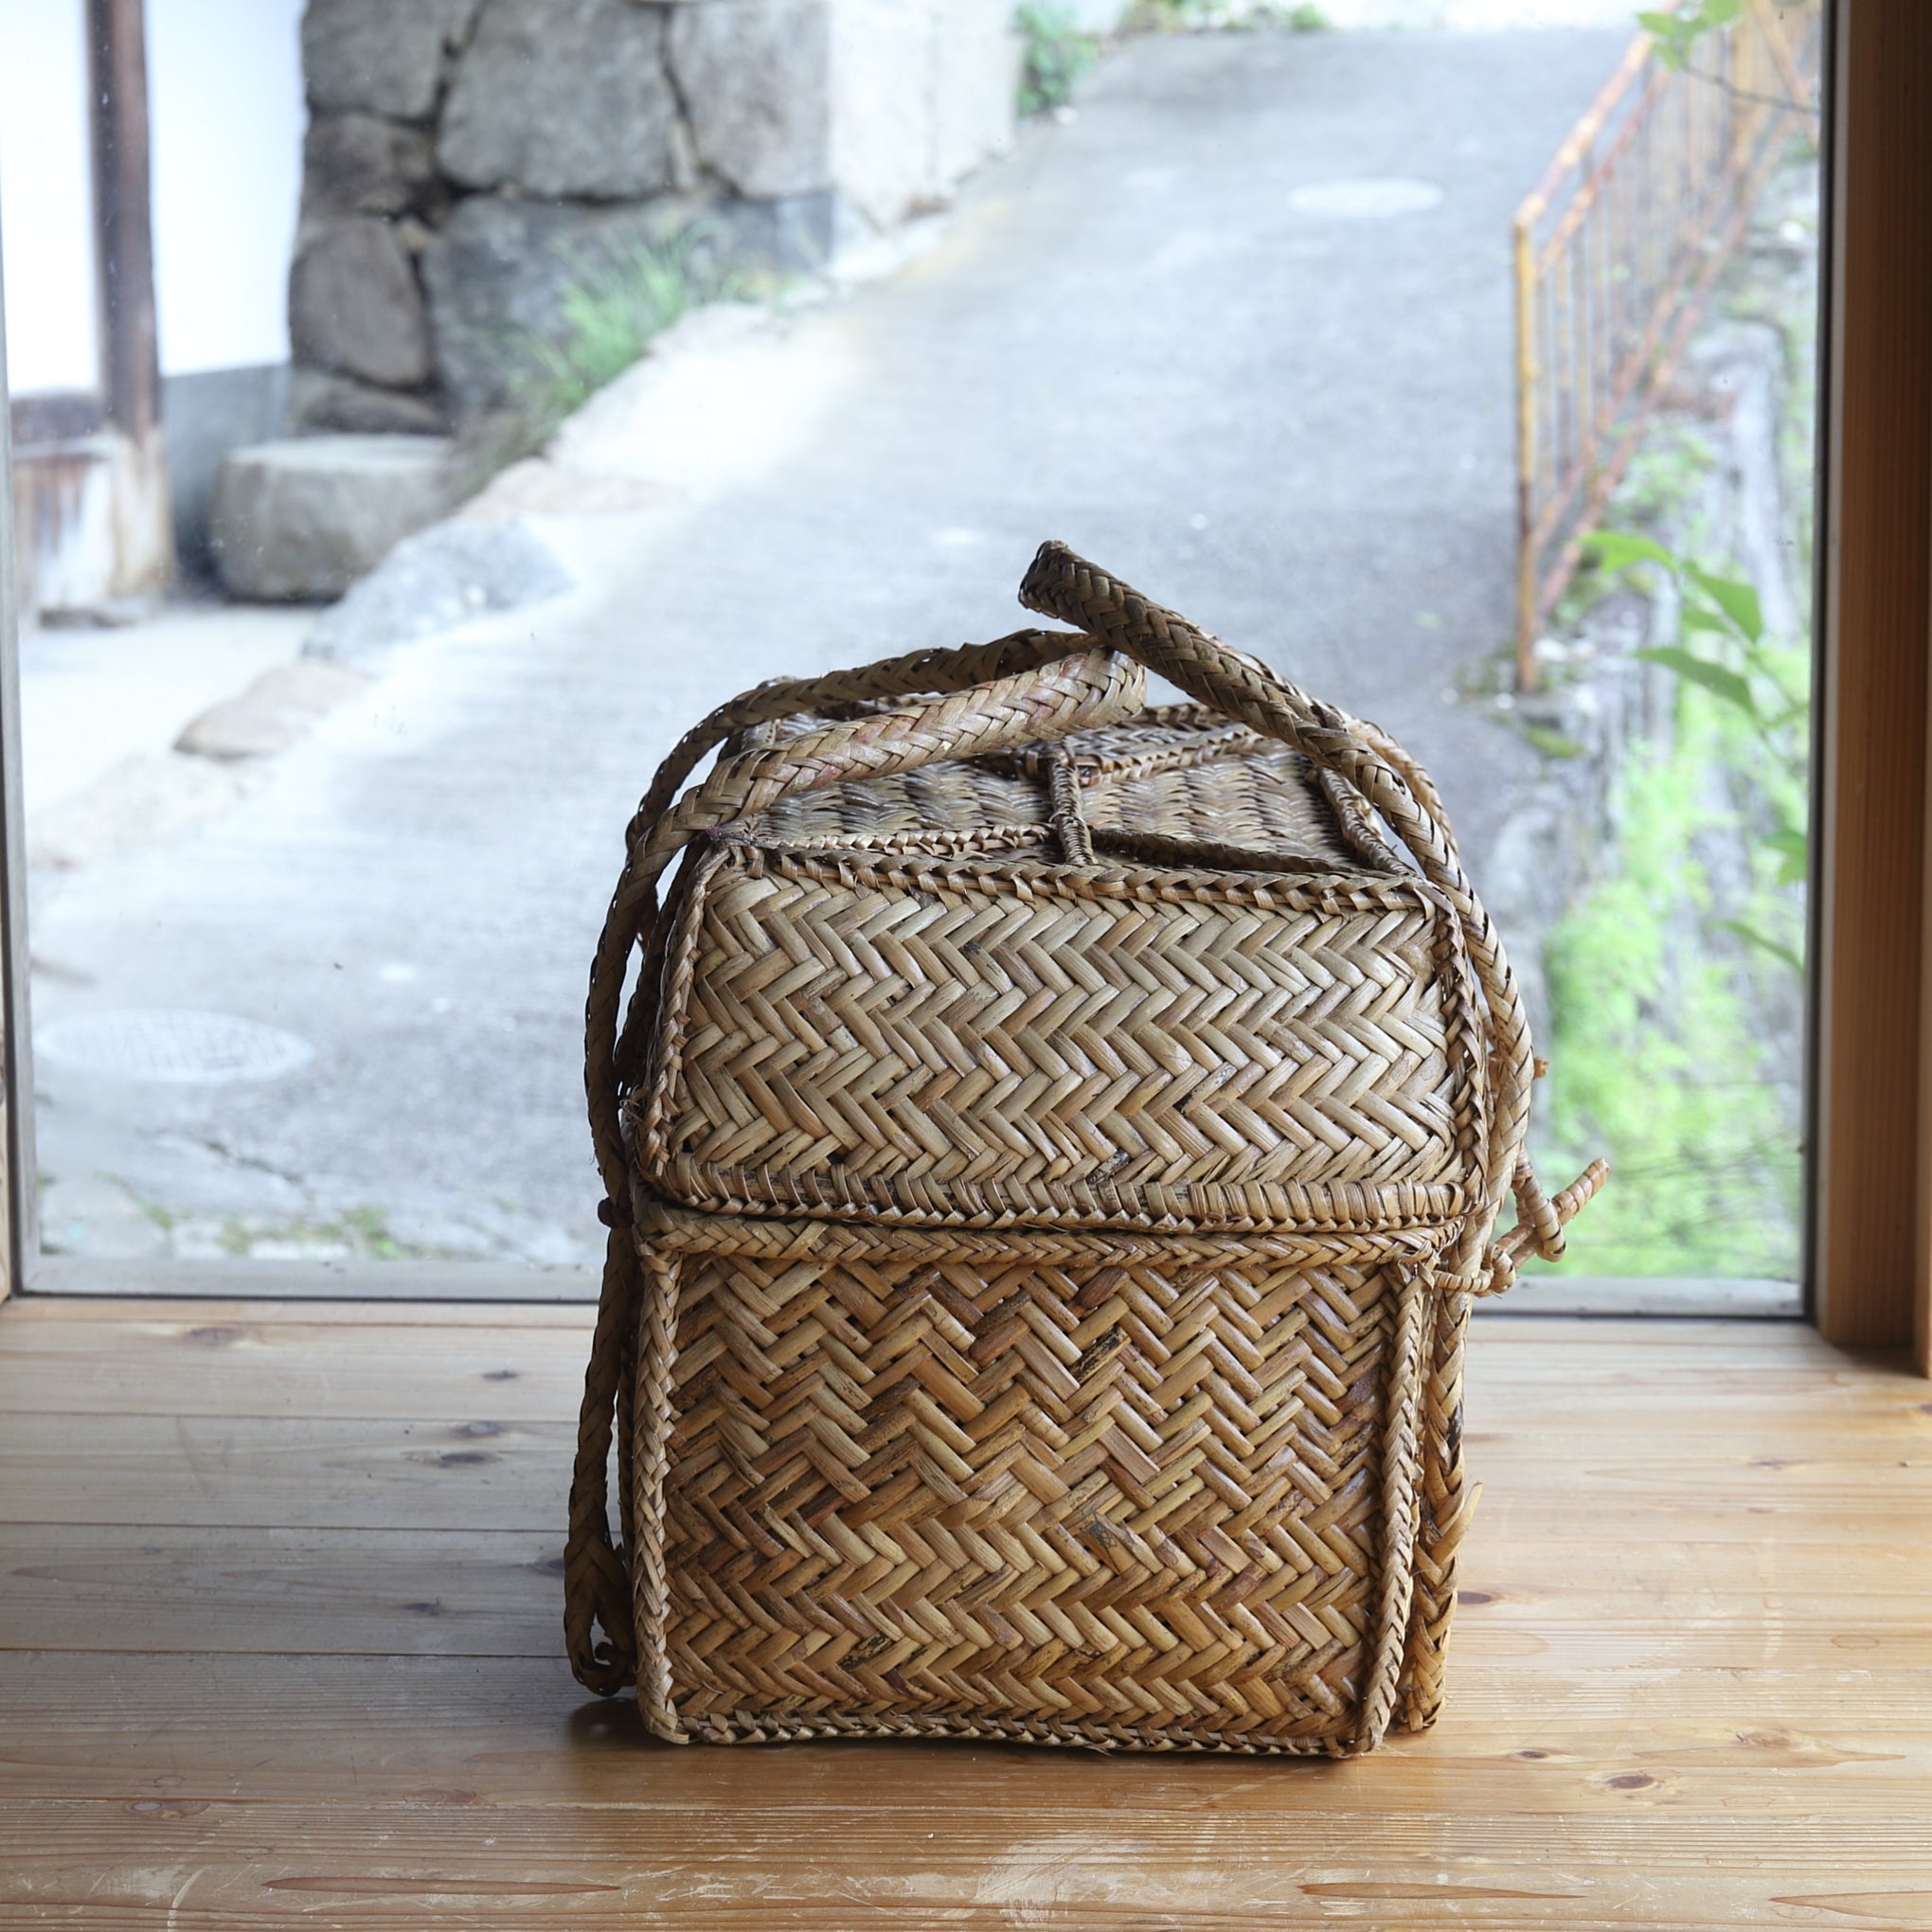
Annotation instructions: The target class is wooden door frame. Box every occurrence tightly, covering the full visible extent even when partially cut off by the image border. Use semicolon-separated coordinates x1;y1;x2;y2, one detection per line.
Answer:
0;242;33;1303
1810;0;1932;1365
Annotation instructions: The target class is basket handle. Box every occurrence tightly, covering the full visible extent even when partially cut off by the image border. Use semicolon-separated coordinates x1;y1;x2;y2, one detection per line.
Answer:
1016;541;1601;1287
641;645;1144;867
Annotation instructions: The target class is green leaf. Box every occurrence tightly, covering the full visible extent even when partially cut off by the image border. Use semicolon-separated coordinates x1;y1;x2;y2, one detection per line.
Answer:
1686;566;1763;643
1764;826;1808;885
1679;604;1745;640
1584;528;1678;573
1636;11;1690;63
1703;0;1742;25
1633;646;1759;719
1718;917;1803;975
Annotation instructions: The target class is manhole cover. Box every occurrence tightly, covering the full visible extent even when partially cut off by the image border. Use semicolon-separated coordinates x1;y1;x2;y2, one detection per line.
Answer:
36;1010;315;1085
1289;178;1444;220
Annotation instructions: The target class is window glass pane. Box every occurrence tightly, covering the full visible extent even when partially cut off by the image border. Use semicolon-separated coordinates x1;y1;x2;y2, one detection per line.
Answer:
8;0;1820;1309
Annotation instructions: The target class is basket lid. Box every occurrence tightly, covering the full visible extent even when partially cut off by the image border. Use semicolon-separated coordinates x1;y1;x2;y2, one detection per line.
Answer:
629;714;1483;1236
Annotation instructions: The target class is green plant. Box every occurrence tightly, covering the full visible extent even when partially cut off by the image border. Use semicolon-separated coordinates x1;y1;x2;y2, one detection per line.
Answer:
1135;0;1328;27
1637;0;1739;69
1016;2;1099;114
1537;529;1809;1278
525;232;731;420
457;230;746;485
1585;529;1810;967
1541;731;1802;1277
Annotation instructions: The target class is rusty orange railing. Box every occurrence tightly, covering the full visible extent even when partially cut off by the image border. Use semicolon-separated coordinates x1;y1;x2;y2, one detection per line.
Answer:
1512;0;1821;690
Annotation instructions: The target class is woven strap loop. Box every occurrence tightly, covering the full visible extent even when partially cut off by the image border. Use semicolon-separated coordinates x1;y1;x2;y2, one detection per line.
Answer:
649;647;1142;864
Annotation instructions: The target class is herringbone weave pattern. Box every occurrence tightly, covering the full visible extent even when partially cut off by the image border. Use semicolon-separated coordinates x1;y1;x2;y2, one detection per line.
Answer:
637;846;1471;1225
659;1243;1400;1745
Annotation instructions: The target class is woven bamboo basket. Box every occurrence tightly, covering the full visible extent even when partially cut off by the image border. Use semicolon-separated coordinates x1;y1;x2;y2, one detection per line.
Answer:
566;543;1603;1756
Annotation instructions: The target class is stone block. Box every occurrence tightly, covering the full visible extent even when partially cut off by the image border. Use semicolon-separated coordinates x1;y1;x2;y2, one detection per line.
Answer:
288;367;446;437
302;0;483;120
289;218;434;389
305;518;573;670
928;0;1019;190
174;660;368;761
828;0;935;231
420;195;673;418
438;0;678;199
303;114;440;218
420;191;832;420
827;0;1017;231
669;0;832;200
210;436;461;600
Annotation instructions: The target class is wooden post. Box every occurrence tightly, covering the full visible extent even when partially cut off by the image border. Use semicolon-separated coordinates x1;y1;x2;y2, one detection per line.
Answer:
83;0;172;594
1812;0;1932;1354
86;0;161;445
1512;215;1538;694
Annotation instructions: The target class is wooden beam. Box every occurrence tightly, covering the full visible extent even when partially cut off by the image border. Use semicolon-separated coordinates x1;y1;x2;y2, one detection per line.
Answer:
1813;0;1932;1352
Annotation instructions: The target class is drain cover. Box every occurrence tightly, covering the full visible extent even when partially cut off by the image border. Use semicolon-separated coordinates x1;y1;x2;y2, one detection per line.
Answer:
36;1010;315;1086
1290;178;1444;220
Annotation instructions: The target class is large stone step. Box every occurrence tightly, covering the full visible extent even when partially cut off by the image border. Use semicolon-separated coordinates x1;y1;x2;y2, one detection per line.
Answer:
208;434;461;601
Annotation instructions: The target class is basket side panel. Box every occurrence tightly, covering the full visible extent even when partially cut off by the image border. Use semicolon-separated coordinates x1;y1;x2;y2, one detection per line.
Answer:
652;1233;1418;1749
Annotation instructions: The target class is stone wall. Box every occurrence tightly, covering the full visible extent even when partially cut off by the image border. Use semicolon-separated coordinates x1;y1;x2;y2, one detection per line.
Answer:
289;0;1020;429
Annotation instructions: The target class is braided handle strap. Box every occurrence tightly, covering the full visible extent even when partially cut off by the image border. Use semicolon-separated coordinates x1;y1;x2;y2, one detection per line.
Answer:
567;630;1142;1692
1017;541;1603;1292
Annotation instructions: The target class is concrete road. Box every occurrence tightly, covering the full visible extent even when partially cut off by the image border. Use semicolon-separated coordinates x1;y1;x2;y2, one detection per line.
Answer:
27;26;1628;1279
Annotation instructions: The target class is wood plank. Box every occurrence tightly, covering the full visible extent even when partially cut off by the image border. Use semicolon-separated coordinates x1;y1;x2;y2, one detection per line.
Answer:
6;1522;1926;1660
3;1795;1929;1929
2;1406;1926;1532
0;1291;598;1329
1486;1277;1801;1316
0;1526;561;1655
0;1317;589;1420
0;1375;1922;1531
0;1413;572;1530
0;1336;583;1429
1;1651;1926;1808
25;1258;601;1303
0;1312;1915;1428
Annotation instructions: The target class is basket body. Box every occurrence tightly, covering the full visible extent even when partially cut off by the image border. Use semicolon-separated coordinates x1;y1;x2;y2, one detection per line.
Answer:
616;714;1479;1753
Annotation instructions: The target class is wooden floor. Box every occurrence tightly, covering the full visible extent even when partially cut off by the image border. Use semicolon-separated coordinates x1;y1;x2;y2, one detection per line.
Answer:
0;1297;1924;1930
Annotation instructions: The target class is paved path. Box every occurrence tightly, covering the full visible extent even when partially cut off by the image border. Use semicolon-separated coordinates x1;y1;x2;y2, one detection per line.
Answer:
28;26;1627;1275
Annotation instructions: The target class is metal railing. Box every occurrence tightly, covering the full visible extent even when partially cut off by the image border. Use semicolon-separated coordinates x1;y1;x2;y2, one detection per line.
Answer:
1512;1;1822;690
